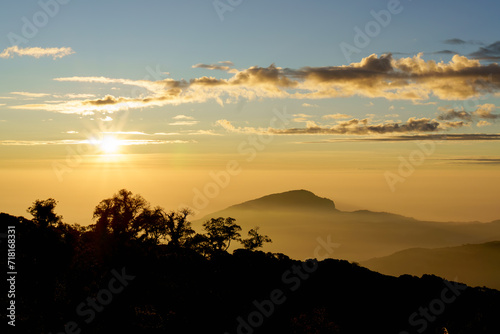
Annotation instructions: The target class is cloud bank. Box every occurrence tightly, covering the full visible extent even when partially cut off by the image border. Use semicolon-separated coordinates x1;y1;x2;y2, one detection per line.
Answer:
9;53;500;114
215;117;466;136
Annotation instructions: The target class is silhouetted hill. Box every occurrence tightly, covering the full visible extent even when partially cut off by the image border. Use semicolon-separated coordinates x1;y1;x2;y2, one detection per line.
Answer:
2;207;500;333
199;190;500;263
228;189;337;212
362;241;500;291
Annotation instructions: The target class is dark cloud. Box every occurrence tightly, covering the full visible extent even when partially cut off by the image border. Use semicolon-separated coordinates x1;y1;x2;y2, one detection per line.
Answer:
433;50;458;55
83;95;120;105
192;63;235;72
303;134;500;143
437;104;500;122
268;117;444;135
447;158;500;165
232;64;298;89
470;41;500;60
444;38;466;45
444;39;484;46
437;109;473;122
190;77;227;86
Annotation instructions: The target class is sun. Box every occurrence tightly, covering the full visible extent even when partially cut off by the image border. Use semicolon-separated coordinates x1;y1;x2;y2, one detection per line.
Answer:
98;135;121;154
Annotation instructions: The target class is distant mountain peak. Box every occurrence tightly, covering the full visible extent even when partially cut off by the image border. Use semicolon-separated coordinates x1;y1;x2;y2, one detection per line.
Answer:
229;189;337;211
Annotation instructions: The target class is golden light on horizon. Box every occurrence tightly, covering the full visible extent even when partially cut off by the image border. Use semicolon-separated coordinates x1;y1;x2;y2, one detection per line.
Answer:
99;135;121;154
88;134;123;155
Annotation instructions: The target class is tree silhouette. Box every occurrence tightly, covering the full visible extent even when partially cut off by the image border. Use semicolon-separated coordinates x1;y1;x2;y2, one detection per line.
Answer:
240;226;272;251
163;208;195;248
202;217;241;252
92;189;150;241
27;198;62;228
135;206;166;244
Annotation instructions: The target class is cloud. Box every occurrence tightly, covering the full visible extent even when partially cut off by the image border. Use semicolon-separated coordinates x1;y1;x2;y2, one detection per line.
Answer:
473;103;500;119
322;113;352;120
469;41;500;60
172;115;195;120
443;39;483;46
447;158;500;165
444;39;466;45
0;139;87;146
217;117;459;136
437;104;499;122
293;113;314;122
102;131;149;135
168;121;199;126
433;50;458;55
303;134;500;143
302;103;319;108
437;108;473;122
0;138;193;146
272;118;445;135
0;46;74;59
215;119;260;134
285;53;500;100
186;130;222;136
412;101;437;105
59;93;96;99
292;114;314;123
10;91;50;98
477;120;492;127
12;54;500;114
192;62;237;73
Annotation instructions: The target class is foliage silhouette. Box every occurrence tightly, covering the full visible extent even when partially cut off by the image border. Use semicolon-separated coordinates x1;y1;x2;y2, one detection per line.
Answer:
93;189;149;242
202;216;241;252
163;208;195;248
241;226;272;251
1;189;500;334
27;198;62;228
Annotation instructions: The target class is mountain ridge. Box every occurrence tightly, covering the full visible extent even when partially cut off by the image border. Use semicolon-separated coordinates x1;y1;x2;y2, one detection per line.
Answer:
196;189;500;262
361;241;500;290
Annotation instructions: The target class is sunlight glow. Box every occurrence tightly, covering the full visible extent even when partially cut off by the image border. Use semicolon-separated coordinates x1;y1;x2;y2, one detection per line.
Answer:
98;135;121;154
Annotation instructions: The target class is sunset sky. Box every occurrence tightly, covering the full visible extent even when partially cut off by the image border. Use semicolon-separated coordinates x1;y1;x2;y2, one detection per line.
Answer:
1;0;499;224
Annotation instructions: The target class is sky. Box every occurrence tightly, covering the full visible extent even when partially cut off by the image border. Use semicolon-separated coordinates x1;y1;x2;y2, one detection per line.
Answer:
1;0;500;224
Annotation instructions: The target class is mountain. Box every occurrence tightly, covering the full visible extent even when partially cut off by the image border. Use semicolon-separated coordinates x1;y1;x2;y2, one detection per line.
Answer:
361;241;500;290
228;189;337;212
198;190;500;262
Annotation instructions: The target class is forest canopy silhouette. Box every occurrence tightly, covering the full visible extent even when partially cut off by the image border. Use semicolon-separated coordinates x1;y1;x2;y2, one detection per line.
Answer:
1;189;499;334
